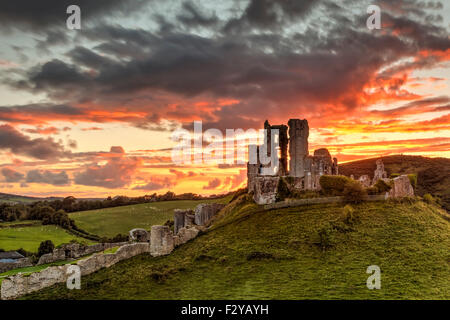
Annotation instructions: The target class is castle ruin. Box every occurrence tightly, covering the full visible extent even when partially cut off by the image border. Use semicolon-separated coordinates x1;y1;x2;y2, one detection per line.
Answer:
248;119;339;204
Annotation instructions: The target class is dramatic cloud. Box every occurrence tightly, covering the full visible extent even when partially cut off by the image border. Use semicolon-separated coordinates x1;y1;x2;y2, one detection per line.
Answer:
0;0;146;32
170;169;196;180
0;0;449;196
133;177;175;191
203;178;221;190
74;147;141;189
26;170;70;186
0;124;71;160
1;168;24;183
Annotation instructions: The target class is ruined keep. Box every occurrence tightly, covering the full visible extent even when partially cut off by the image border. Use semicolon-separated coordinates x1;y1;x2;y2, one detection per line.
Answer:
248;119;339;204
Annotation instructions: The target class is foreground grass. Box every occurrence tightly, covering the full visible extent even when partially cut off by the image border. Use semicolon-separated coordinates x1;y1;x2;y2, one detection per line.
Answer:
0;224;92;252
26;198;450;300
70;196;232;238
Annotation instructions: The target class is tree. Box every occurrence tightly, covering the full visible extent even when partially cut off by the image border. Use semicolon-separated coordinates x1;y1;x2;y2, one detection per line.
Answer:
343;180;367;204
38;240;55;257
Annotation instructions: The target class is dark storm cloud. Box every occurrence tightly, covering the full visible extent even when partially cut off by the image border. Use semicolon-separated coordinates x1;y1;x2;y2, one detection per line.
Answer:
1;168;24;183
0;0;147;33
0;103;85;125
26;170;70;186
224;0;319;33
177;1;219;28
0;124;71;160
4;0;450;130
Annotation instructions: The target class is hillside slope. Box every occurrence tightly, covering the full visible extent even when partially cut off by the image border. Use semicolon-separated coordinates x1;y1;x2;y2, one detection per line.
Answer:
70;197;232;238
339;155;450;211
24;197;450;300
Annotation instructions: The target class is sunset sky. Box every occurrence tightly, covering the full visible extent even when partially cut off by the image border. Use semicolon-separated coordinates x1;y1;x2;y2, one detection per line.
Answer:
0;0;449;198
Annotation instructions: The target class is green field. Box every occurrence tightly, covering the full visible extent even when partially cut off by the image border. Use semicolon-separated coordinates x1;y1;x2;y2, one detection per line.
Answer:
70;197;232;238
0;223;92;252
26;197;450;300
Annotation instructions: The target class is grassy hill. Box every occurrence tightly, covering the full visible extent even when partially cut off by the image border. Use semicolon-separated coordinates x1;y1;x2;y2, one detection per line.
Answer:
24;195;450;300
70;196;232;238
0;221;93;252
339;155;450;211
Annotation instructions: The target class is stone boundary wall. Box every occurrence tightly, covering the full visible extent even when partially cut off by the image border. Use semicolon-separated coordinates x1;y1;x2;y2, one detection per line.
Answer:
264;194;387;210
37;242;128;265
1;243;150;300
1;202;227;300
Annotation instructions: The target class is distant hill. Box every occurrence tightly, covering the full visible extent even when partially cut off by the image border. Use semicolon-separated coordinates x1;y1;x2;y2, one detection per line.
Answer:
0;193;62;204
339;155;450;211
0;193;102;204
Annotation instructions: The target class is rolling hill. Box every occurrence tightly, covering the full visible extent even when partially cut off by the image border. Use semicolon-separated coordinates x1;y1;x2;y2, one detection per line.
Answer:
70;196;232;238
24;195;450;300
339;155;450;211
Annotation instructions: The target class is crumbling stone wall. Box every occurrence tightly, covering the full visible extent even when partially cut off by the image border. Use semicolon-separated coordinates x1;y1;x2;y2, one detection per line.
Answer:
150;225;174;256
129;228;150;242
194;203;226;226
253;176;280;205
372;159;388;185
388;175;414;198
1;243;150;300
173;227;199;247
36;242;128;266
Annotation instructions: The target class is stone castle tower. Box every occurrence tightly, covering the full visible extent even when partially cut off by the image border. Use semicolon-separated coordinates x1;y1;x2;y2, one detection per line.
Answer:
247;118;339;204
288;119;309;178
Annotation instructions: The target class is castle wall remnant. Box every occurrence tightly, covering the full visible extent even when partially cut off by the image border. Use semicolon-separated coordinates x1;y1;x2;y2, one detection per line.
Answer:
129;228;150;242
1;243;150;300
253;176;280;205
288;119;309;178
150;225;174;256
2;202;225;300
372;159;388;185
388;175;414;198
194;203;226;226
36;242;128;266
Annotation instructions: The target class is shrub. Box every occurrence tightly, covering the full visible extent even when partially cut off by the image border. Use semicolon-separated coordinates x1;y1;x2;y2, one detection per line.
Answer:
423;193;435;204
343;180;367;204
246;251;275;260
38;240;55;257
102;233;129;243
366;186;379;195
276;178;291;202
16;248;34;257
317;225;334;250
408;174;417;189
319;175;352;196
373;179;392;194
164;220;174;228
343;204;356;225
